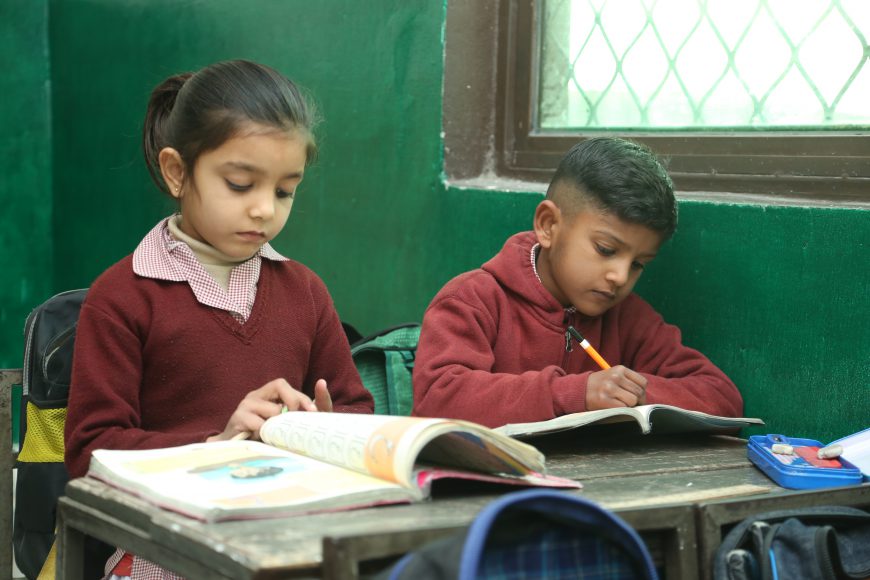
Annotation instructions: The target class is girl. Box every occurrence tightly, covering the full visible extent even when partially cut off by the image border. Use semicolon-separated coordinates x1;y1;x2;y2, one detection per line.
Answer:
64;60;374;579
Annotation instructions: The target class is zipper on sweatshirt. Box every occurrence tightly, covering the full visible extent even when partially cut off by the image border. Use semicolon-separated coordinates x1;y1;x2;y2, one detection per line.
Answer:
562;311;579;369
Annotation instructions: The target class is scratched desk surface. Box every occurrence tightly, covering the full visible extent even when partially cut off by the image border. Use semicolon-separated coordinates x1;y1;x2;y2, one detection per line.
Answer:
59;432;778;579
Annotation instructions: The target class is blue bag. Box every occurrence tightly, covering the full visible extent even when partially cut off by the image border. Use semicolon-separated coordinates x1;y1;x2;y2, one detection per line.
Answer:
381;488;658;579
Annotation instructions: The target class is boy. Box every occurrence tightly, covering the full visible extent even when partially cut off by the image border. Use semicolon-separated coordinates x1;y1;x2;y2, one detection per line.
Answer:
412;137;742;428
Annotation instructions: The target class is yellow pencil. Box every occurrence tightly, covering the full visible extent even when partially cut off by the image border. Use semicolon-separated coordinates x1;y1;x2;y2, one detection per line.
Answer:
567;326;611;370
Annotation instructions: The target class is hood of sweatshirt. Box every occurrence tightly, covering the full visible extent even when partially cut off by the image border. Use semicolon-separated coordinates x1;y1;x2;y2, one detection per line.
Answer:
480;231;590;331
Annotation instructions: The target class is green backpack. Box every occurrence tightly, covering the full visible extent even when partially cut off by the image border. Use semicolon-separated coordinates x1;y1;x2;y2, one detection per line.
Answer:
350;323;421;416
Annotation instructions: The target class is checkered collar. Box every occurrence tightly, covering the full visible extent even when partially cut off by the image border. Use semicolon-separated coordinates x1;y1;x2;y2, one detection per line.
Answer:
132;216;288;319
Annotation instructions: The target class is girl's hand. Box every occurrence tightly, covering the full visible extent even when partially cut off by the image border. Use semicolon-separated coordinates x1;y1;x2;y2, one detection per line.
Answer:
585;366;647;411
313;378;333;412
207;378;333;442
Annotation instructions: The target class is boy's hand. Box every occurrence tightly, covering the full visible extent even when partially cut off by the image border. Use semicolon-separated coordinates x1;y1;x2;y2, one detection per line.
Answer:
585;366;647;410
208;378;332;442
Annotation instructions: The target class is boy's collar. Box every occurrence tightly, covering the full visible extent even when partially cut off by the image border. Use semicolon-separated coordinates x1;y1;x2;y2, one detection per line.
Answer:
530;243;577;314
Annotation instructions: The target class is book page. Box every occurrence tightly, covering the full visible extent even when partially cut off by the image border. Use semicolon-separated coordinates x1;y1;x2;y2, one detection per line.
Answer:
644;405;764;434
400;420;546;476
495;405;764;438
832;427;870;477
259;412;448;485
87;440;417;522
495;407;645;437
259;413;549;489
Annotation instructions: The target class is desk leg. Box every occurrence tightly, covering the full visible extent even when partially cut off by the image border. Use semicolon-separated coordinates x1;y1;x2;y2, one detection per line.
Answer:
0;370;19;580
616;505;698;580
322;527;462;580
321;539;357;580
56;502;85;580
660;520;698;580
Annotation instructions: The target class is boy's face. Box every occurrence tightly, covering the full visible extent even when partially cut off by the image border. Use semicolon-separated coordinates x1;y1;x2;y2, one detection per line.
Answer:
534;200;664;317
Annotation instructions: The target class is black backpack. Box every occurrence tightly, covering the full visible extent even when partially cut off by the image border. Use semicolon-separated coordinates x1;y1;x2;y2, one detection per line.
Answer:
378;488;658;580
714;505;870;580
14;289;111;579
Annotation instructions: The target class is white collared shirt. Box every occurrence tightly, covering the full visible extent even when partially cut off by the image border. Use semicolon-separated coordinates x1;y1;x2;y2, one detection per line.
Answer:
132;216;288;322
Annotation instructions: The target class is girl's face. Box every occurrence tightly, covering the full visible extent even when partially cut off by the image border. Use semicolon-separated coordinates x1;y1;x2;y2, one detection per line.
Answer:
173;125;308;259
535;202;663;317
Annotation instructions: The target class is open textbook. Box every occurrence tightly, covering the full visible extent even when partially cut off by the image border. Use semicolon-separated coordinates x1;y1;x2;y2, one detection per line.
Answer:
495;404;764;439
86;412;580;523
831;427;870;479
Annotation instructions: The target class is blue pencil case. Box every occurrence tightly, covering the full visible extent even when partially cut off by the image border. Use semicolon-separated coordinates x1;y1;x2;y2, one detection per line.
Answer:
747;434;864;490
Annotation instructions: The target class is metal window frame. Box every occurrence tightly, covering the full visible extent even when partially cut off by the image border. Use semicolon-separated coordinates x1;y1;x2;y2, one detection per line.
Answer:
445;0;870;204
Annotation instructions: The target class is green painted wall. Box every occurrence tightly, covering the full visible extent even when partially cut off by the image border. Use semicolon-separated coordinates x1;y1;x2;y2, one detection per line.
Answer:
635;202;869;442
48;0;445;332
2;1;866;443
0;0;53;369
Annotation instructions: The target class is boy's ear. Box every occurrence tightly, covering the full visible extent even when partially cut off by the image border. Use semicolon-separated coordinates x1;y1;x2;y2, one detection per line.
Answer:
533;200;562;249
158;147;185;198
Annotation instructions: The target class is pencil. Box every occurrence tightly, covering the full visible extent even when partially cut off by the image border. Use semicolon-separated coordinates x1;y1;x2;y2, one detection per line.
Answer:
567;326;611;370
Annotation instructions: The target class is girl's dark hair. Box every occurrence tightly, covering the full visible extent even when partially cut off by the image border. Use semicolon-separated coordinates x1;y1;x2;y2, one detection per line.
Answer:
142;60;318;195
546;137;678;240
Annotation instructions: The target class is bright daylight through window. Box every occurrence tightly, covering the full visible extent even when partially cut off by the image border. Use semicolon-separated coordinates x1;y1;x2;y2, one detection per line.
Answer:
539;0;870;130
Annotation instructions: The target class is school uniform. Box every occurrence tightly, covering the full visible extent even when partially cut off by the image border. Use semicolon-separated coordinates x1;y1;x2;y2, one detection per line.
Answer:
64;216;373;580
412;231;743;428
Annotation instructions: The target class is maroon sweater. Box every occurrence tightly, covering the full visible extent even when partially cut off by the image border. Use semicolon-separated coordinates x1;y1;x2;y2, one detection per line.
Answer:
65;255;373;478
412;231;743;428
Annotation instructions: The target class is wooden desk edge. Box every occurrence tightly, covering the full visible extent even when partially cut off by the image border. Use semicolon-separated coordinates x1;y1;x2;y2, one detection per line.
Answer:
56;494;322;580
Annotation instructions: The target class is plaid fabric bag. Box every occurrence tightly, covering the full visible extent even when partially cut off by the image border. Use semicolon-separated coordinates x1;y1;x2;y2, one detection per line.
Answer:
380;489;658;580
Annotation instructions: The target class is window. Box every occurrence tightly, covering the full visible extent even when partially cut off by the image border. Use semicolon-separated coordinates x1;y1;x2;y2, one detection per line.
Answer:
443;0;870;204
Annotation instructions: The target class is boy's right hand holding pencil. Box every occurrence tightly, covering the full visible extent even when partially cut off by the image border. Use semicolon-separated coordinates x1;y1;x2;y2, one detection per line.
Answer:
586;366;647;410
568;326;647;410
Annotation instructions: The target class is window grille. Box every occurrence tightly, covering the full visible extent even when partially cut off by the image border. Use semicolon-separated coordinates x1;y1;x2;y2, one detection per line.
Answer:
539;0;870;130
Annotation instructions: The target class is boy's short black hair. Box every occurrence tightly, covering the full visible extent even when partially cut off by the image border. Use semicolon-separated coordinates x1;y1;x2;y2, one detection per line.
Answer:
546;137;677;240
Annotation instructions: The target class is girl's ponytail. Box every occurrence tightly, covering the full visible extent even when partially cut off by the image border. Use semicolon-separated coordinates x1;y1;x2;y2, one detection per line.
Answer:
142;72;192;194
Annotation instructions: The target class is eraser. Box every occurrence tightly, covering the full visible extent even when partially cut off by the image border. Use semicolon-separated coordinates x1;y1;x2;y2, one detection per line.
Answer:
794;446;842;468
817;444;843;459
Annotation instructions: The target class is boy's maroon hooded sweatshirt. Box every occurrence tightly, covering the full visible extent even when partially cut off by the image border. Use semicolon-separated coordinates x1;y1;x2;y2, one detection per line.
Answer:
412;231;743;428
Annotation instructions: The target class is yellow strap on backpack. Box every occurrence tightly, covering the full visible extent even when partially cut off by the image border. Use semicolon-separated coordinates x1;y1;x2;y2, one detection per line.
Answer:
36;537;57;580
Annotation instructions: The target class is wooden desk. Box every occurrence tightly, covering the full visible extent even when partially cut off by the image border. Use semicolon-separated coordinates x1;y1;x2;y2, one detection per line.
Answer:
54;432;860;579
